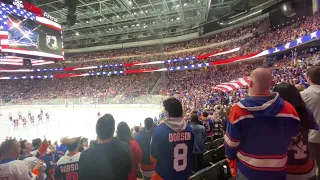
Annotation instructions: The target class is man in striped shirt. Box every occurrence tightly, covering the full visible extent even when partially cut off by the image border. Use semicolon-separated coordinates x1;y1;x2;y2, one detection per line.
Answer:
225;68;300;180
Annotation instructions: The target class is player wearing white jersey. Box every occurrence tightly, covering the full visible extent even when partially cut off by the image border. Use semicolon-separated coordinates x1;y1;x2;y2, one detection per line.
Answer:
55;137;81;180
0;139;41;180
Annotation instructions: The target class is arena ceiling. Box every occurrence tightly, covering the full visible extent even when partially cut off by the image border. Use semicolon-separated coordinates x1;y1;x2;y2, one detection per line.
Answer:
37;0;275;48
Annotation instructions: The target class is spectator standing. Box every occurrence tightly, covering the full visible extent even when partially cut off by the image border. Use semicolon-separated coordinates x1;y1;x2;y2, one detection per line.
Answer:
136;117;156;180
201;112;214;139
55;137;68;161
225;68;300;180
190;114;206;171
0;139;41;180
132;126;140;139
117;121;142;180
273;83;318;180
300;66;320;180
55;137;81;180
78;138;88;152
213;107;223;140
150;98;194;180
78;114;132;180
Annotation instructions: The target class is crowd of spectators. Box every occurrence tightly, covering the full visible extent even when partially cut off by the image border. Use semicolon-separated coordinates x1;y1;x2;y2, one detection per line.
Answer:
65;20;262;62
54;14;318;70
1;63;320;180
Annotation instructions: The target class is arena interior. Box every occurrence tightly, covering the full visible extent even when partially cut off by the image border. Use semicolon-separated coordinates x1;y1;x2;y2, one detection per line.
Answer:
0;0;320;179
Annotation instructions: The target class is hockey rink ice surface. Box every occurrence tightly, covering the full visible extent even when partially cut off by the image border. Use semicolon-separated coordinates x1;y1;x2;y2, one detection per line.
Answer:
0;106;161;142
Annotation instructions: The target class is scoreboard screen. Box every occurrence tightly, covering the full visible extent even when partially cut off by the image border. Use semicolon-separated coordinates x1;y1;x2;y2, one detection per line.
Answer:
0;3;63;61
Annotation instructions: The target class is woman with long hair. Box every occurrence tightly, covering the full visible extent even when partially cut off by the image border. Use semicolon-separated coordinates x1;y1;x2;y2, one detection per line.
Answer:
273;83;319;180
117;122;142;180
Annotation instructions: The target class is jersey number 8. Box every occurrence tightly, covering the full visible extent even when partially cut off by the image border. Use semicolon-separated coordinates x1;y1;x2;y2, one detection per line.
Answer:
66;172;78;180
174;143;188;172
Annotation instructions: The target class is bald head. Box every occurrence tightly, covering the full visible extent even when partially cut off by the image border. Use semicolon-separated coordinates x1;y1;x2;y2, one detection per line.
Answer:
249;68;273;95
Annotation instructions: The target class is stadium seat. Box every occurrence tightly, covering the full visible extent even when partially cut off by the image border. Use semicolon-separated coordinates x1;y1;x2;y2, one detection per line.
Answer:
190;167;206;180
212;138;224;149
203;149;214;167
205;141;213;151
213;145;226;163
203;163;222;180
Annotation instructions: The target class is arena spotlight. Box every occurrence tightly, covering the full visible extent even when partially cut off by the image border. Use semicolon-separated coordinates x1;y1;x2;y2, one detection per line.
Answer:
281;1;296;17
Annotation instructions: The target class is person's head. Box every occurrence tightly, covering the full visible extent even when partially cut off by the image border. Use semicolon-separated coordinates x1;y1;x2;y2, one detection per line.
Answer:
191;114;200;124
32;138;42;150
202;111;208;118
163;98;183;118
116;122;132;143
273;83;309;144
191;110;198;115
306;66;320;85
80;138;88;147
89;140;95;148
144;117;154;131
51;144;56;152
0;140;20;160
66;137;80;153
20;140;33;155
96;114;115;140
134;126;140;133
249;68;273;96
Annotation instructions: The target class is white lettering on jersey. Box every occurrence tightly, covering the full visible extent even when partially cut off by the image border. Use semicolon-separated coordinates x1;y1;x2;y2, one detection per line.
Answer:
60;163;79;173
168;132;191;142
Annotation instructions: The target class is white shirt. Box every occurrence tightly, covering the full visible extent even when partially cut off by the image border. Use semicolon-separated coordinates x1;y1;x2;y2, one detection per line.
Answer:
0;160;38;180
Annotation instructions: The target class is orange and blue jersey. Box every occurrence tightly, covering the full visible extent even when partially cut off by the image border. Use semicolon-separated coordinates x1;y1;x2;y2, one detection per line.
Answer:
19;152;55;180
224;93;300;180
136;129;156;175
286;109;319;177
150;118;194;180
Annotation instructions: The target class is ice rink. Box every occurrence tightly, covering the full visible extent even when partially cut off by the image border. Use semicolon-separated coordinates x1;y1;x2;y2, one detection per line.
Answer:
0;105;161;142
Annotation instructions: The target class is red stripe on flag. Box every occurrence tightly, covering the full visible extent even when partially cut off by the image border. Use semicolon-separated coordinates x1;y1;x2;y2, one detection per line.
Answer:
125;68;160;74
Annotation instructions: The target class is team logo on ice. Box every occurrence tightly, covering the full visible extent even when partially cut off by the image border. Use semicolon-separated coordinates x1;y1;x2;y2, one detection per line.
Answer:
46;35;58;50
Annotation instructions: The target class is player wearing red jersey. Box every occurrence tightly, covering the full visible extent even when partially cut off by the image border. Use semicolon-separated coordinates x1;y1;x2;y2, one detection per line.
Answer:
22;117;27;127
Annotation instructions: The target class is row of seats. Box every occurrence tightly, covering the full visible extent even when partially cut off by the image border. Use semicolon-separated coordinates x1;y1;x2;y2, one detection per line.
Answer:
191;137;231;180
205;137;224;151
191;159;232;180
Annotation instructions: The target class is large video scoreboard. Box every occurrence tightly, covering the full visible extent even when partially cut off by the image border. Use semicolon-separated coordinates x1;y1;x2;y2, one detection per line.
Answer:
0;1;63;65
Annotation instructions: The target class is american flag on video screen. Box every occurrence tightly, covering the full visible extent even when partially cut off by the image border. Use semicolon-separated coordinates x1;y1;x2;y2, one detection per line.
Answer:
0;3;36;50
0;3;63;60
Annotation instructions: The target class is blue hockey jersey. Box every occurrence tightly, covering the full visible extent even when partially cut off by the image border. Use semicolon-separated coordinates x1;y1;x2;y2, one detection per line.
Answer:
150;117;194;180
224;93;300;180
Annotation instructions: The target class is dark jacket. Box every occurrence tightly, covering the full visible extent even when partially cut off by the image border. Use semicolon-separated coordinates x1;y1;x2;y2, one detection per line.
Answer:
190;123;206;154
78;138;132;180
